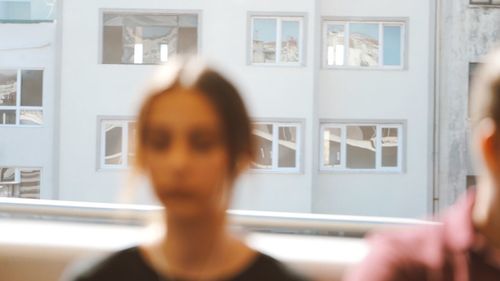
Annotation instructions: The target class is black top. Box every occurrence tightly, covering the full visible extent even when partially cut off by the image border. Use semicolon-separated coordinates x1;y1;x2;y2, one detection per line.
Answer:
68;247;308;281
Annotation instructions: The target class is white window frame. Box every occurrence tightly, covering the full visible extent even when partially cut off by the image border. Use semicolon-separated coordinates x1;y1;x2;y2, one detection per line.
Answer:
249;14;305;66
97;117;136;171
320;122;404;173
251;121;303;173
0;69;44;127
322;19;407;70
469;0;500;6
99;9;202;65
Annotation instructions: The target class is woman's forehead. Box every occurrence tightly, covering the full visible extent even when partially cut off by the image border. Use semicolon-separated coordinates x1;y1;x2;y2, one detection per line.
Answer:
147;88;222;129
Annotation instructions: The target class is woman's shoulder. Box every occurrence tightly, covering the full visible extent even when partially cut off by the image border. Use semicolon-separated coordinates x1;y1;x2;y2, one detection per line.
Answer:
234;252;309;281
64;246;157;281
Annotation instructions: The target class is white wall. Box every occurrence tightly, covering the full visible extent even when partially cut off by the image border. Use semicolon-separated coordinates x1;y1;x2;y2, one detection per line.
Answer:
58;0;316;212
313;0;434;217
0;23;57;199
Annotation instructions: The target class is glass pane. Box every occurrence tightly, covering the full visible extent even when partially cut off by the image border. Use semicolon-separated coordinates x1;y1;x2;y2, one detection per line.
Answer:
346;126;376;169
21;70;43;106
0;110;16;125
278;126;297;168
123;26;178;64
0;70;17;106
0;167;16;183
280;20;300;63
252;18;277;63
348;23;379;67
104;123;123;165
0;0;56;21
252;124;273;169
323;128;342;167
128;122;136;166
381;128;399;167
326;24;345;66
383;25;402;66
19;168;41;199
20;110;43;125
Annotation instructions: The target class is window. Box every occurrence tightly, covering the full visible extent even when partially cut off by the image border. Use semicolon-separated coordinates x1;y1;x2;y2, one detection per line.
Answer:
101;11;199;64
252;121;302;172
323;20;405;68
0;167;41;199
321;122;404;172
98;118;137;169
468;62;482;118
470;0;500;5
250;15;304;65
0;0;56;22
0;69;43;126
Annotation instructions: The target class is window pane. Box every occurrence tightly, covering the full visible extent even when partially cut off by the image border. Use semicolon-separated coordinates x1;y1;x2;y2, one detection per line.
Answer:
381;128;399;167
0;110;16;125
348;23;379;67
383;25;402;66
252;18;277;63
280;20;300;63
0;168;41;199
252;124;273;169
326;24;345;66
323;128;342;167
346;126;376;169
104;123;123;165
21;70;43;107
0;70;17;106
19;168;41;199
20;110;43;125
0;0;56;21
0;167;15;183
102;13;198;65
278;126;297;168
128;122;136;165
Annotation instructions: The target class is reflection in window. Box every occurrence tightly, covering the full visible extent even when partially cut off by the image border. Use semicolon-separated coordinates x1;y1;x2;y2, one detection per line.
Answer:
0;69;43;126
321;123;403;171
252;122;301;172
100;119;137;169
324;21;405;68
348;23;379;67
470;0;500;5
253;124;274;169
346;125;376;169
326;24;345;66
102;12;198;65
322;127;342;168
381;127;399;167
278;126;297;168
251;16;303;65
0;167;41;199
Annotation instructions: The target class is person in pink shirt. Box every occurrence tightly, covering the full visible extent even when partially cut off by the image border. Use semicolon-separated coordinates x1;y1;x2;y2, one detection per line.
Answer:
344;48;500;281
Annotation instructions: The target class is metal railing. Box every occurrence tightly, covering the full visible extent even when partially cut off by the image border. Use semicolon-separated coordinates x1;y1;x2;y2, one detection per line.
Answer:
0;197;439;237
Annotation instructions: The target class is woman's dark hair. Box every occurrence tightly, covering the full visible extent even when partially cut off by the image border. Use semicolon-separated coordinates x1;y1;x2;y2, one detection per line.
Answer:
134;57;255;177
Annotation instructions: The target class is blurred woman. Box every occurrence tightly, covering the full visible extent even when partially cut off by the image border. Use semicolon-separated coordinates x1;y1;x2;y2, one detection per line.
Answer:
344;48;500;281
67;57;307;281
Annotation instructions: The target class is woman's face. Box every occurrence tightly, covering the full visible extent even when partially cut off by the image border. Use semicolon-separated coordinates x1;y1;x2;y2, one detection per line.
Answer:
142;87;231;218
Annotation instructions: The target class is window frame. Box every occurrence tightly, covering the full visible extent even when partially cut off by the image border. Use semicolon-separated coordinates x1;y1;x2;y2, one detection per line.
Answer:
319;121;405;173
98;9;203;65
469;0;500;6
247;12;307;67
0;68;44;127
321;17;408;70
250;119;304;174
96;116;137;171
